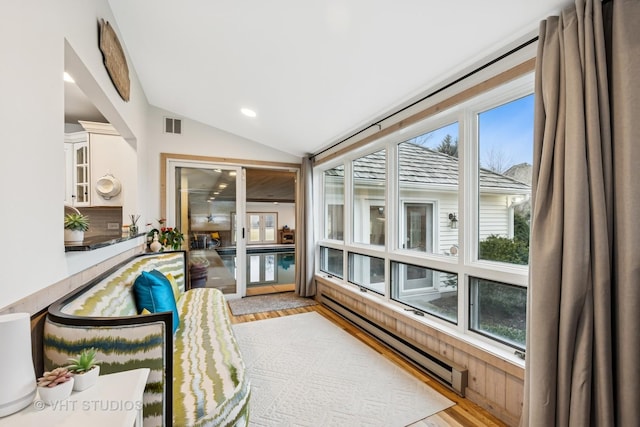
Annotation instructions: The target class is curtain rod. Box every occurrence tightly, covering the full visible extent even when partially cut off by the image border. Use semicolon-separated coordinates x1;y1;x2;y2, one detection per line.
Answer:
311;34;539;160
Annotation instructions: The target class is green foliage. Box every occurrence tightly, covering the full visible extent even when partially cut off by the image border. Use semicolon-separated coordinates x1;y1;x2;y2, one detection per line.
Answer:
476;279;527;346
513;210;530;244
479;235;529;265
67;347;100;373
478;280;527;318
147;219;185;250
480;323;526;346
479;208;530;265
436;134;458;157
64;213;90;231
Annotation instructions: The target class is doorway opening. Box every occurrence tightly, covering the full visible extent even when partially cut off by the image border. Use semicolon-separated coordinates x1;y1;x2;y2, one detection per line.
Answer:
167;161;297;298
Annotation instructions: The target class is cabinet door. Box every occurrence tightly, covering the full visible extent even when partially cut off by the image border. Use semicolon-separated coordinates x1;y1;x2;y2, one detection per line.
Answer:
73;141;90;206
64;143;73;204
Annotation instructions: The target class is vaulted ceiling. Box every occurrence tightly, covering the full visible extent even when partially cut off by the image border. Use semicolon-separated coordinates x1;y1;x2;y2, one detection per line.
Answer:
107;0;571;157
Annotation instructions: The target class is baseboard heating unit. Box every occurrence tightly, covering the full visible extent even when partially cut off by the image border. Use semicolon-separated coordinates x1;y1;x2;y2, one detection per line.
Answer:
322;294;468;396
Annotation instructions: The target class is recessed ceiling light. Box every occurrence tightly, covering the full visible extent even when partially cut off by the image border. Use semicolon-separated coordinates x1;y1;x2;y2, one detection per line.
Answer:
240;108;257;118
229;171;236;177
219;184;227;189
213;191;220;195
63;72;75;83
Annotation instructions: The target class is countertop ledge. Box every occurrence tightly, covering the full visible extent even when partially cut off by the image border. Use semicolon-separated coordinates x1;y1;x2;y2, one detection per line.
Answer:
65;233;145;252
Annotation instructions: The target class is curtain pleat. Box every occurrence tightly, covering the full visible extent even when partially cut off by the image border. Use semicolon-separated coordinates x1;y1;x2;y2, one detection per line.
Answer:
295;156;316;297
608;1;640;424
522;0;640;425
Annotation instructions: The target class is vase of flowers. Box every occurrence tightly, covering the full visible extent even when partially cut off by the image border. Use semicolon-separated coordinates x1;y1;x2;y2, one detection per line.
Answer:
147;219;185;251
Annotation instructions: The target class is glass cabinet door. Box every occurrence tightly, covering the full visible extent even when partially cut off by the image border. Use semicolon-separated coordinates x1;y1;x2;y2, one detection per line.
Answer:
74;142;90;206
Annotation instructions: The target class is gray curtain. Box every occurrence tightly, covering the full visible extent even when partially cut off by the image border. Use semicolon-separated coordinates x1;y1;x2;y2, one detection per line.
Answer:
295;156;316;297
521;0;640;425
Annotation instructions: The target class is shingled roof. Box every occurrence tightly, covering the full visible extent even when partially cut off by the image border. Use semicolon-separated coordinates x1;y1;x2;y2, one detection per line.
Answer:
325;143;530;193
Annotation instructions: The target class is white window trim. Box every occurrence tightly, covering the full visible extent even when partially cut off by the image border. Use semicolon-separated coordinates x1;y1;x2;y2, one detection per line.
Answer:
314;72;534;359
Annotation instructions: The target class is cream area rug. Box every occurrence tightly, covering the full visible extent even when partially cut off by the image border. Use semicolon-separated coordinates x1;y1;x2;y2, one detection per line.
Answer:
228;292;317;316
232;312;453;426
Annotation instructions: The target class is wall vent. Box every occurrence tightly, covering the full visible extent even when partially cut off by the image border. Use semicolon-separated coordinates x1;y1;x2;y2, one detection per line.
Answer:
321;293;468;396
164;117;182;134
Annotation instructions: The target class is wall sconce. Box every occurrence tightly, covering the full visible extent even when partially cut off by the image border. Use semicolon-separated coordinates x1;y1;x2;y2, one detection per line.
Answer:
448;213;458;229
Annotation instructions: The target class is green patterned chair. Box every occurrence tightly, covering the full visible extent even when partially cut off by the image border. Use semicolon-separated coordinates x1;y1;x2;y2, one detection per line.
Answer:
43;251;250;427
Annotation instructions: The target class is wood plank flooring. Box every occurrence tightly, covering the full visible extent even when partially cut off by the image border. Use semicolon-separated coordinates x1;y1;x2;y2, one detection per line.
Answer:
245;283;295;296
229;303;508;427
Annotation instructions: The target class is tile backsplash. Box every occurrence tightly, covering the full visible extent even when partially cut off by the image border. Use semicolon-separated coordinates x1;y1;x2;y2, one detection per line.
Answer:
77;206;122;238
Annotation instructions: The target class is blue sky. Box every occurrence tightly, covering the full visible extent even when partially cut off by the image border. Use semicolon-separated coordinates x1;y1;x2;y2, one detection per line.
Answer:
411;94;534;170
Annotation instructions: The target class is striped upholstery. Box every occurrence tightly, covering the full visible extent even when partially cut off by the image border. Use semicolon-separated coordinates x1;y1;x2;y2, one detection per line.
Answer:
173;288;250;426
43;251;250;427
62;252;186;317
43;320;167;426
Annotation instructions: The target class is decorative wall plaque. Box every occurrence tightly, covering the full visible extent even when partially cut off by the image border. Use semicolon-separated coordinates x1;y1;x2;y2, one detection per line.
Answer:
99;19;130;102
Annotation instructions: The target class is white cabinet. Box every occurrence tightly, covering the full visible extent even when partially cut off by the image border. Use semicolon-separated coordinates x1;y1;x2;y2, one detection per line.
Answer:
64;133;90;206
64;121;135;211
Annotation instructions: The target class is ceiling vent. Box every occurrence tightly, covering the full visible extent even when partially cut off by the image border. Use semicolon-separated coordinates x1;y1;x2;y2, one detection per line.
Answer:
164;117;182;134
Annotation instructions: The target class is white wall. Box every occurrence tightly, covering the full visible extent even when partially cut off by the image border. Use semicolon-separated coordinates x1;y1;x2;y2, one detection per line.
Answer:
145;106;301;222
0;1;301;310
0;1;145;310
89;133;138;225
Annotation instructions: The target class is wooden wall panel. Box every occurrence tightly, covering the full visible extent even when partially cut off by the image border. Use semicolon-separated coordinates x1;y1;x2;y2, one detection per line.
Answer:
316;277;524;426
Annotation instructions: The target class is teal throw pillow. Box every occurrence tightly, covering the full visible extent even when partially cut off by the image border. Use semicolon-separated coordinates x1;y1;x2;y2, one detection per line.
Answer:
133;270;180;333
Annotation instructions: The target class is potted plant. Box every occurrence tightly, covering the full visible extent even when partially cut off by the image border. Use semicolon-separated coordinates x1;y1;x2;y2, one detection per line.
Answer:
147;218;185;251
64;213;90;244
37;367;74;405
67;347;100;391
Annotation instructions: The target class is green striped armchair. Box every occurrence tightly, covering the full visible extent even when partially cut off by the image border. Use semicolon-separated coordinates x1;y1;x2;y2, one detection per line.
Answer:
43;251;250;426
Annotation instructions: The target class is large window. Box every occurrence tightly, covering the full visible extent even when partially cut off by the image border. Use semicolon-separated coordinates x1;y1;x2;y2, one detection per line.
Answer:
391;262;457;323
477;95;533;265
398;122;459;255
317;73;533;354
242;212;277;244
324;165;344;240
348;253;385;295
353;150;386;246
247;213;277;244
319;246;344;279
469;278;526;349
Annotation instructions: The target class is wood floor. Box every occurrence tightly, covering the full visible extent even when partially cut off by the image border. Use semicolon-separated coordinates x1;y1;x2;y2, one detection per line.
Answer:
245;283;295;296
229;303;508;427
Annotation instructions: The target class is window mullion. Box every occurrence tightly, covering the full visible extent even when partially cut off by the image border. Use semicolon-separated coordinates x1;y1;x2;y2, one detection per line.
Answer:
459;108;476;335
386;143;397;300
344;160;354;279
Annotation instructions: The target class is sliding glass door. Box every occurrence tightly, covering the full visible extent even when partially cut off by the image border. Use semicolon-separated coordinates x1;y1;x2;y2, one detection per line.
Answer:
166;161;246;298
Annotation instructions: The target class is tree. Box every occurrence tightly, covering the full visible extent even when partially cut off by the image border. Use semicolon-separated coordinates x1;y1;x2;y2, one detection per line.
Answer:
409;133;434;147
436;134;458;157
482;146;513;174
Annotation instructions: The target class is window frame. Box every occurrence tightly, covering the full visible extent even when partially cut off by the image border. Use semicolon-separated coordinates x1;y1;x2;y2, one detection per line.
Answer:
314;71;534;357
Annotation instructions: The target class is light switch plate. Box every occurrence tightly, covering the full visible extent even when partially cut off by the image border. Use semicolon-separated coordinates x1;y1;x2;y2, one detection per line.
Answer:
107;222;120;230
